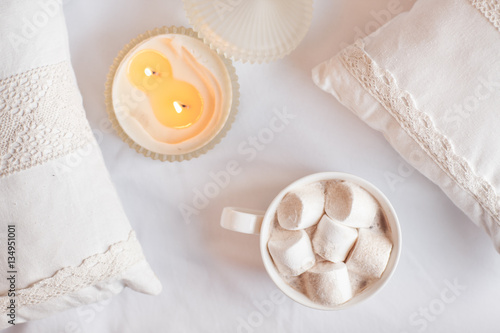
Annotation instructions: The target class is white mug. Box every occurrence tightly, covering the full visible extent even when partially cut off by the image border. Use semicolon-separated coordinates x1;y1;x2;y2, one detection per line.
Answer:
220;172;401;310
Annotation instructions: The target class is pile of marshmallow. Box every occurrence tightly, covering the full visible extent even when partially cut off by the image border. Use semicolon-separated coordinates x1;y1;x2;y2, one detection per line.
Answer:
267;180;393;307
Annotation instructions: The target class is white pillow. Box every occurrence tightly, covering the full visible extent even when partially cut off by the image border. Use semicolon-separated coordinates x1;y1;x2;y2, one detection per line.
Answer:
313;0;500;251
0;1;161;329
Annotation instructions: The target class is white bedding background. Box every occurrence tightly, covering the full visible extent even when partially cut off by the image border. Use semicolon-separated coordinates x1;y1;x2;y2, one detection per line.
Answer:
6;0;500;332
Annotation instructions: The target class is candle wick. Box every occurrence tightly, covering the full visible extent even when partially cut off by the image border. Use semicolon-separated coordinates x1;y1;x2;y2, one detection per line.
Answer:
144;68;158;77
173;101;189;114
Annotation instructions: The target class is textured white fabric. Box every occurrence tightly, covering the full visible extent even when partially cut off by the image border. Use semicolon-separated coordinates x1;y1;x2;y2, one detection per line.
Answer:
0;61;94;177
313;0;500;251
0;0;69;78
0;231;143;309
4;0;500;332
471;0;500;32
0;0;161;329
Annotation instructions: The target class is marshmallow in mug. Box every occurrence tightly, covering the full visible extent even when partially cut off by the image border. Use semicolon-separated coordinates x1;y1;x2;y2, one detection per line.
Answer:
268;225;316;276
268;179;394;308
303;261;353;306
277;182;324;230
312;215;358;263
324;181;379;228
349;270;372;295
346;228;393;280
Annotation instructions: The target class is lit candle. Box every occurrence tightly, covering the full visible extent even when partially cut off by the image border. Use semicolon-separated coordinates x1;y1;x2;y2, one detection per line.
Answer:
127;49;204;129
109;32;234;157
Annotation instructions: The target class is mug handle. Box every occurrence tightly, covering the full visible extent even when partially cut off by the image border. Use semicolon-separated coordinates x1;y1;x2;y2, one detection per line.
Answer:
220;207;265;235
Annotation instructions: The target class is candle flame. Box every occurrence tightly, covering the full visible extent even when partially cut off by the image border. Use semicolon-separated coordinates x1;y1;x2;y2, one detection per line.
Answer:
173;101;183;114
144;68;153;77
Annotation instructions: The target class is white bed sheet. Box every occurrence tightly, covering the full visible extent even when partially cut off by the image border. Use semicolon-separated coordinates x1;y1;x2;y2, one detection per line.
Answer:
6;0;500;332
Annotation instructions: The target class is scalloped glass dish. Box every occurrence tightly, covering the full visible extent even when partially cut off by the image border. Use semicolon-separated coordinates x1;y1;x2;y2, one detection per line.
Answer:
183;0;314;63
105;26;239;162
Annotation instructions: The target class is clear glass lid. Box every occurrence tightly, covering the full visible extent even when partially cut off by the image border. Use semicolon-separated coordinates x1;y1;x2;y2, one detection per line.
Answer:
183;0;314;63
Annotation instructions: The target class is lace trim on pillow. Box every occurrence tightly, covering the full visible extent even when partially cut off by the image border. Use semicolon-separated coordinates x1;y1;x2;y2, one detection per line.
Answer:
0;231;144;310
0;61;94;178
339;41;500;225
470;0;500;32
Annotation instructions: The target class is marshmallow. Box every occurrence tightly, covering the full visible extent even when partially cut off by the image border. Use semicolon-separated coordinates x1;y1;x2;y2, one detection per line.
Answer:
303;262;353;307
349;271;372;296
324;181;379;228
312;215;358;263
370;209;388;234
268;228;315;276
346;229;393;280
277;182;325;230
